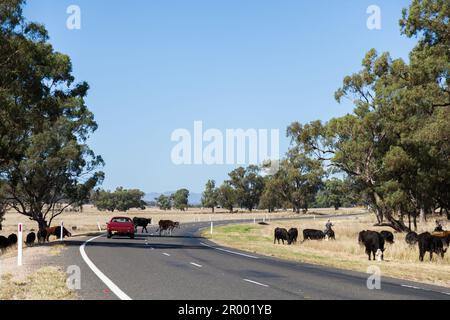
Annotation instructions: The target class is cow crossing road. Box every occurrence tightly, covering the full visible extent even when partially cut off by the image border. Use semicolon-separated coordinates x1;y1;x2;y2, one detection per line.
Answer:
58;215;450;300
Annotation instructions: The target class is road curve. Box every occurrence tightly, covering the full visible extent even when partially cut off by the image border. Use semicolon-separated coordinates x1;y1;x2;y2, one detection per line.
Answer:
63;215;450;300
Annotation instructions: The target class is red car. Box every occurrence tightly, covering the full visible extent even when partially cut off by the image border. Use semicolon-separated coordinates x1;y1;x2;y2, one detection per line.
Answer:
107;217;135;239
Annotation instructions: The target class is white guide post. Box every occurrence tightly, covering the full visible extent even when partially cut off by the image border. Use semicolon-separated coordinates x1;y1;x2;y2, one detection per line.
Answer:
60;221;64;241
17;223;23;266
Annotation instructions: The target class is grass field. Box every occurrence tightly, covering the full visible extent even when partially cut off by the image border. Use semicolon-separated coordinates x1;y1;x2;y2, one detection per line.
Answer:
0;206;364;236
203;215;450;288
0;266;76;300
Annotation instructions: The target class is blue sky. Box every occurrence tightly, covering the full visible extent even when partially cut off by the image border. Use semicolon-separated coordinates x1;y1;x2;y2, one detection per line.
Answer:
24;0;416;193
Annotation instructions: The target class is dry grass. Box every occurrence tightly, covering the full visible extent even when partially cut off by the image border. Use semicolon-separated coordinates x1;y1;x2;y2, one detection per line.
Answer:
204;215;450;288
0;266;76;300
0;206;365;236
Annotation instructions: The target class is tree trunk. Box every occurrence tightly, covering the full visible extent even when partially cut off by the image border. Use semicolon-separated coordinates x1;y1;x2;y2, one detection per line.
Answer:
420;208;427;223
37;218;48;232
375;210;411;232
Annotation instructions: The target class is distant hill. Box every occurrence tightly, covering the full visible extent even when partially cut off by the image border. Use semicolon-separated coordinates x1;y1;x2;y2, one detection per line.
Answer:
145;192;202;205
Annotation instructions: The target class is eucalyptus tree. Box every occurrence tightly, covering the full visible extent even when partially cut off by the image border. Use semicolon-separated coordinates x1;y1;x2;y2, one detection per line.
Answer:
0;0;104;231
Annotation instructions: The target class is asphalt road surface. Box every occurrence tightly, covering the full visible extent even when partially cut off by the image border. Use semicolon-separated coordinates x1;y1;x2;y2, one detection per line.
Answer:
56;215;450;300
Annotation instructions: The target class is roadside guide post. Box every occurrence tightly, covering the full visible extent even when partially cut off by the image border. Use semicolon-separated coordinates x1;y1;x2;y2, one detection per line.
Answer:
60;221;64;241
17;223;23;266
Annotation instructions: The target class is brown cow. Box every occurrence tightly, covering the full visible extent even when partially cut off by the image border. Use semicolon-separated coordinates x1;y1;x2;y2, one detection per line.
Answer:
45;226;72;242
156;220;177;236
433;231;450;247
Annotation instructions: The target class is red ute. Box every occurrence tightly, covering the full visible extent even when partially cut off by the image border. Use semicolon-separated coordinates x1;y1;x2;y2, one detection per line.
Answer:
107;217;135;239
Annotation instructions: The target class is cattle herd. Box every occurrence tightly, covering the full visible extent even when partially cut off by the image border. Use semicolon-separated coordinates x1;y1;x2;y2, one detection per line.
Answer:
0;218;181;254
273;222;450;263
405;230;450;262
274;223;336;246
2;217;449;265
0;226;73;253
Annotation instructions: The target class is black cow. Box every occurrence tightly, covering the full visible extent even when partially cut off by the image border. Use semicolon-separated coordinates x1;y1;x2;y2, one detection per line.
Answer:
358;230;385;261
443;235;450;247
303;229;326;242
287;228;298;245
324;228;336;240
133;217;152;233
7;234;18;246
405;231;419;246
418;232;447;262
274;228;289;245
0;236;9;250
26;232;36;246
380;231;395;244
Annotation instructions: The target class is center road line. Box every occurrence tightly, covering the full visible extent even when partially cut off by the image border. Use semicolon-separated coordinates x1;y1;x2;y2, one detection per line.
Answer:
163;253;171;257
200;242;259;259
190;262;203;268
243;279;269;288
80;235;132;301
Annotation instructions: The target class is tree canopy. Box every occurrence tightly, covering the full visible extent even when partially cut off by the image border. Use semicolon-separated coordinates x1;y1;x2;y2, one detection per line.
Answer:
201;180;218;213
156;194;172;211
0;0;104;230
286;0;449;231
92;188;146;212
173;189;189;211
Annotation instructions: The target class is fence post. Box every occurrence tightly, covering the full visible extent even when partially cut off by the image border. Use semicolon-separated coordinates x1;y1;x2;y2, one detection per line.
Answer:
17;223;23;266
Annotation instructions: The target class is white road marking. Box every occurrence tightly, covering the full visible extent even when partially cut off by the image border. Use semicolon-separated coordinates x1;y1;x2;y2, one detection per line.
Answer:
401;285;422;290
163;253;171;257
401;284;450;296
190;262;203;268
200;242;259;259
80;235;132;300
243;279;269;288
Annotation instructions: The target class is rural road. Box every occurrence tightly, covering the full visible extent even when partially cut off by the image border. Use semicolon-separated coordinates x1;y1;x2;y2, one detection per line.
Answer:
55;215;450;300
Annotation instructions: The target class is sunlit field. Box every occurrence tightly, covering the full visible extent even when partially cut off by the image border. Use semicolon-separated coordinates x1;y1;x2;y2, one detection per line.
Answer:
0;206;363;235
204;215;450;288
